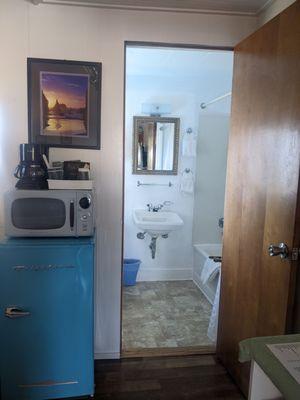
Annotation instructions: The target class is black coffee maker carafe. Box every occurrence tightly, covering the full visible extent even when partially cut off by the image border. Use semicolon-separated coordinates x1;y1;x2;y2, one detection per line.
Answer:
14;144;48;189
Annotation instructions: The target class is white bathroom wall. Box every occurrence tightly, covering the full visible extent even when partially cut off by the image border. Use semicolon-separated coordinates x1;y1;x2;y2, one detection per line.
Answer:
191;50;233;247
192;114;230;244
124;76;198;281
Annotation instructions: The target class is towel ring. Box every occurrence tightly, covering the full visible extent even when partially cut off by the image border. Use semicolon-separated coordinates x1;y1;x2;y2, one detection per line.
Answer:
182;168;193;175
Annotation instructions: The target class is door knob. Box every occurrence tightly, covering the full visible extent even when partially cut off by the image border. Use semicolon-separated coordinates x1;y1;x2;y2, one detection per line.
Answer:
268;243;289;259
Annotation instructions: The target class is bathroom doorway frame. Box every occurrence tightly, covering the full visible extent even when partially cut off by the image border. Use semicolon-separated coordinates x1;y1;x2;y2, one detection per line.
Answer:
121;40;234;358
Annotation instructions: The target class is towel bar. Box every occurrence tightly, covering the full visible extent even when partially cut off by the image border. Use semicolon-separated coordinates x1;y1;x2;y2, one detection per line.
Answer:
137;181;173;187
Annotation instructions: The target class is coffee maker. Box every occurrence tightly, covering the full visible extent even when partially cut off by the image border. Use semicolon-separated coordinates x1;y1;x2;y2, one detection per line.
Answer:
14;144;48;189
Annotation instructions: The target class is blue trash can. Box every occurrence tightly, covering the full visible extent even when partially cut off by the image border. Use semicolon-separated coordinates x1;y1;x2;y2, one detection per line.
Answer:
123;259;141;286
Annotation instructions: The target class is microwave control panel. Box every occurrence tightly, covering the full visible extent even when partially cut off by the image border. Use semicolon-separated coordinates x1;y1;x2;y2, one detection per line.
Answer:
77;192;94;236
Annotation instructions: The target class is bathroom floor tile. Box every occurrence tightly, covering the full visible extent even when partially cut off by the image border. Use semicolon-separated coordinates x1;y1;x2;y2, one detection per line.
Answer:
122;281;214;350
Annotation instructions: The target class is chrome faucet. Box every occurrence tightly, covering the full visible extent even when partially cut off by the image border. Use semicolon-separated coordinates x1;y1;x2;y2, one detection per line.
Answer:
146;201;174;212
147;203;153;212
152;204;164;212
147;203;162;212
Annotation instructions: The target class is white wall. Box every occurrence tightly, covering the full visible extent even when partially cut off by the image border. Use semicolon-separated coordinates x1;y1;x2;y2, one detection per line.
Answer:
0;0;257;359
193;114;230;244
258;0;297;26
124;75;198;281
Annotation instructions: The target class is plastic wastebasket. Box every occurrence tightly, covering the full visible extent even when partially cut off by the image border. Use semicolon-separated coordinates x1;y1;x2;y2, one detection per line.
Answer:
123;259;141;286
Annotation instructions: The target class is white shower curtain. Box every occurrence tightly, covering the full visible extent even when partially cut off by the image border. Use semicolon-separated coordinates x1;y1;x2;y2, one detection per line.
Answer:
207;272;221;342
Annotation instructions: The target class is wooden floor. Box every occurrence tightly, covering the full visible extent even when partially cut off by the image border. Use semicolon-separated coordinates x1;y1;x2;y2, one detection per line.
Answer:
93;355;245;399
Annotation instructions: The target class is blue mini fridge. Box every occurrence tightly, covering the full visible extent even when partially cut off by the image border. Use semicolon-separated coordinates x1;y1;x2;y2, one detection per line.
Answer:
0;237;94;400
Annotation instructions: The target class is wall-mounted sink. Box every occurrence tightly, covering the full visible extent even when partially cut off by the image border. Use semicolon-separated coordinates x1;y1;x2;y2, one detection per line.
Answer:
133;209;184;236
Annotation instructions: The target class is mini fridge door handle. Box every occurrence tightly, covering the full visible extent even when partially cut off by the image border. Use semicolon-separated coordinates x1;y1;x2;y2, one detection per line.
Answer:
5;306;30;319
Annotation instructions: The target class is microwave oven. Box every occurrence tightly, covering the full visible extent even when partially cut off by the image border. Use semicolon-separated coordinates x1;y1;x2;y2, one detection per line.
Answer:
4;190;94;237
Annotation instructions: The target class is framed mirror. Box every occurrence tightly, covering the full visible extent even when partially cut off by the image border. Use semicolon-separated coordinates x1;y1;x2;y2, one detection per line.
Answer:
133;116;180;175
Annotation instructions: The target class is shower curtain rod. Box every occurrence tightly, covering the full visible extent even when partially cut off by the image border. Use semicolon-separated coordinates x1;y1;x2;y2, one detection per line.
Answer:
200;92;232;109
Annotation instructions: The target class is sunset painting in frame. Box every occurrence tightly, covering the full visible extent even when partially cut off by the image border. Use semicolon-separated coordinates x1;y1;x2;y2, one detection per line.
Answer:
40;72;89;137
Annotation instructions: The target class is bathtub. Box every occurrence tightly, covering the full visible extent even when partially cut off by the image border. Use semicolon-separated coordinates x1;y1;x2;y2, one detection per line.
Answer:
193;243;222;305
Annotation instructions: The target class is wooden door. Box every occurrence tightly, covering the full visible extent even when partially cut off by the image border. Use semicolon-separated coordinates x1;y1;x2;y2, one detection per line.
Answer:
217;1;300;393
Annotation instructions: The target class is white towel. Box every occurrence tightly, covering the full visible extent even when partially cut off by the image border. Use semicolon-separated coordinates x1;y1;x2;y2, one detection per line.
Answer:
200;258;221;285
207;272;221;342
182;134;197;157
180;171;194;194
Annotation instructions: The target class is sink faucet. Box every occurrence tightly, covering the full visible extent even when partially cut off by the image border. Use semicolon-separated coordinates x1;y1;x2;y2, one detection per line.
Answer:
152;204;164;212
146;203;153;212
147;201;173;212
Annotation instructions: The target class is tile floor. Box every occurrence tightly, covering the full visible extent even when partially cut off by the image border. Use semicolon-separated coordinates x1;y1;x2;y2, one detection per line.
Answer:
122;281;214;350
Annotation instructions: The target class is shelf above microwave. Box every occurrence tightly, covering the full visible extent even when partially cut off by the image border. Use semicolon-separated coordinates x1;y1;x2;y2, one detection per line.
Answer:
47;180;94;190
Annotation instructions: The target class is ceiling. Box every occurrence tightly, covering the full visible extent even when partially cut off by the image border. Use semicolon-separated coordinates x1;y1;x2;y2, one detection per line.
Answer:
126;47;233;78
126;47;234;114
31;0;273;16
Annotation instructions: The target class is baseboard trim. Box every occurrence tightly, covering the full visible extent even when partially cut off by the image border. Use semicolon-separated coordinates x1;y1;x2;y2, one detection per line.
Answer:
137;267;192;282
122;345;215;358
94;352;120;360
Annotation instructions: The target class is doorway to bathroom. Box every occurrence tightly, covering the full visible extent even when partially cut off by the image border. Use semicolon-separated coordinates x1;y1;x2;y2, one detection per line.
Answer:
122;43;233;357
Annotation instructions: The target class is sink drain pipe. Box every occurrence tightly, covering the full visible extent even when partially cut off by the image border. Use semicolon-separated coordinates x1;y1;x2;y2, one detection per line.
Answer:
149;237;157;259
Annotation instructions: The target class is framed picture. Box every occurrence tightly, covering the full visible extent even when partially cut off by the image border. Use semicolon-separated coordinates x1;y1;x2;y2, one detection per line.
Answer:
28;58;101;149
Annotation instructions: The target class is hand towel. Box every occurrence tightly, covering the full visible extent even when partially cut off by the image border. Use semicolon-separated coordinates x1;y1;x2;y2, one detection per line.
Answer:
180;171;194;194
182;134;197;157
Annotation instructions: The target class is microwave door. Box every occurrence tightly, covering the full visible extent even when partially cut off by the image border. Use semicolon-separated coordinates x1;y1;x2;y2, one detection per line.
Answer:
6;191;77;237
